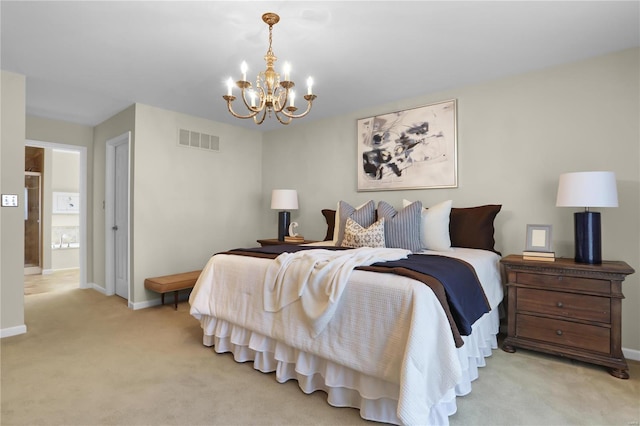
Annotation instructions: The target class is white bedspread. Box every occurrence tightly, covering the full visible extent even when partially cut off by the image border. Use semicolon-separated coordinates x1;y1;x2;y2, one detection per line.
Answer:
263;247;411;336
189;247;503;425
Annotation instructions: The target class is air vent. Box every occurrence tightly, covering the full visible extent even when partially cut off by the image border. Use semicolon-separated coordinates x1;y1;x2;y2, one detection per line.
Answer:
178;129;220;152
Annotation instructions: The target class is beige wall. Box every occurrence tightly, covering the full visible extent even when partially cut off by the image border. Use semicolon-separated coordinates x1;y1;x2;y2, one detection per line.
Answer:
52;150;80;192
130;104;263;305
1;70;26;336
262;48;640;353
92;104;263;306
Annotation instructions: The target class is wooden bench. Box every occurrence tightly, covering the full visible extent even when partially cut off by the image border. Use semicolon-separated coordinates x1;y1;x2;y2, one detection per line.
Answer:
144;270;201;310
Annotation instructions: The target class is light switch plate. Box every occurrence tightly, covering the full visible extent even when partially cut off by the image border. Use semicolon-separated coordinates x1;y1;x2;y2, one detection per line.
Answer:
1;194;19;207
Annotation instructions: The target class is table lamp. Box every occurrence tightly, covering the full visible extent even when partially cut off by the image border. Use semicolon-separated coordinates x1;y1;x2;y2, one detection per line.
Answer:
271;189;298;241
556;171;618;264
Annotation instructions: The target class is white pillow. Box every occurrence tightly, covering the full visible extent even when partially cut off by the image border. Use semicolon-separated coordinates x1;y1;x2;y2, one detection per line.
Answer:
403;199;453;251
341;217;386;248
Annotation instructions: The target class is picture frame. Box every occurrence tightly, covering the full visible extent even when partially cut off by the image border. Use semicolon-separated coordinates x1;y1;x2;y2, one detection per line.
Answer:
525;224;553;252
357;99;457;191
53;192;80;214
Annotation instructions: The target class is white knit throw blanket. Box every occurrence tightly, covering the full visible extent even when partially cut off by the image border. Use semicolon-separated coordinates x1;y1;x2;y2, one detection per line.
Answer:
263;247;411;336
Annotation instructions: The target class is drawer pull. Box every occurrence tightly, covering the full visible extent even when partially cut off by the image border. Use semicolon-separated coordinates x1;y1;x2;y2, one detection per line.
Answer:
556;301;564;308
556;329;563;336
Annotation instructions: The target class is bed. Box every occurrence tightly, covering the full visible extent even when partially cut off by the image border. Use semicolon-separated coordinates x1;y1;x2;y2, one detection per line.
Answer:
189;200;503;425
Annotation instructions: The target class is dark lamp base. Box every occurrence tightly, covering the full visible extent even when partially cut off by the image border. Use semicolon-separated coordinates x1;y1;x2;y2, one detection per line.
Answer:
574;211;601;264
277;211;291;242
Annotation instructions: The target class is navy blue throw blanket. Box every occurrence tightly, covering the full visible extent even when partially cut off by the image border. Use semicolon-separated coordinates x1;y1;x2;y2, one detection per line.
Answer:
222;244;490;345
367;255;489;336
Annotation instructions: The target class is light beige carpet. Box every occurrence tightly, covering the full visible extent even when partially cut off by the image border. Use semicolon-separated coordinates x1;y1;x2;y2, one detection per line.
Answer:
1;288;639;426
24;269;79;295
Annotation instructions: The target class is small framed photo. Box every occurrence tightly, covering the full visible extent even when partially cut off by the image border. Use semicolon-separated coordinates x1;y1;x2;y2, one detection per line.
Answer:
525;224;553;252
53;192;80;214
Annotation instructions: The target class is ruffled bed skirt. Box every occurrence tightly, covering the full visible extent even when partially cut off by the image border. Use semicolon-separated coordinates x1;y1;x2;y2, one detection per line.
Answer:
198;308;499;425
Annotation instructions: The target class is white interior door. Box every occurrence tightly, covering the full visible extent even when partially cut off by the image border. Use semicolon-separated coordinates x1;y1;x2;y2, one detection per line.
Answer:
113;142;129;299
105;132;130;301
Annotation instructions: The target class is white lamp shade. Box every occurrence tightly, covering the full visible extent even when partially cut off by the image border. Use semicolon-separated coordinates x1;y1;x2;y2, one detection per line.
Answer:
556;171;618;208
271;189;298;210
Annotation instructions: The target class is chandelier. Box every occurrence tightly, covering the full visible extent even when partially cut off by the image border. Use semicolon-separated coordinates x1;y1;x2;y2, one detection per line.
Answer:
223;12;317;125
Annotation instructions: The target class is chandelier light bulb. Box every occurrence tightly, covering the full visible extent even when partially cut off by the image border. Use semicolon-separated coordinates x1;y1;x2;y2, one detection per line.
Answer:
283;62;291;81
226;78;233;96
307;77;313;95
289;90;295;107
241;61;248;81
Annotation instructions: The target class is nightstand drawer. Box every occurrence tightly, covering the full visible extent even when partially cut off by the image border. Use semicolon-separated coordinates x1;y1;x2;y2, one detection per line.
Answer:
516;272;610;294
517;288;610;323
516;314;610;354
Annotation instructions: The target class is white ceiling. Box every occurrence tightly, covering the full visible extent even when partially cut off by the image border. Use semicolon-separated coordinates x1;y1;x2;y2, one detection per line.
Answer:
2;1;639;132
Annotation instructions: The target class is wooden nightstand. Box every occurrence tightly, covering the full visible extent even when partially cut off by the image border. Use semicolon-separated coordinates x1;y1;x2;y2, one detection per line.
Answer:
257;238;319;246
500;255;634;379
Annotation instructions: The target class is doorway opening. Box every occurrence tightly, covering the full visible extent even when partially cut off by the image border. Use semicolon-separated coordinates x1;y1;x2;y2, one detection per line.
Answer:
25;140;88;293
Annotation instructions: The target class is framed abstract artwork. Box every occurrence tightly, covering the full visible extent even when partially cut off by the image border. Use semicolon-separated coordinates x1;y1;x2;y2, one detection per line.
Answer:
357;99;458;191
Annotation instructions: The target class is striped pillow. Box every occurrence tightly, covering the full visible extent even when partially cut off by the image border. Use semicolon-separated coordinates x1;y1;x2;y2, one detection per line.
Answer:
377;201;422;252
335;200;376;246
403;199;453;252
341;217;386;248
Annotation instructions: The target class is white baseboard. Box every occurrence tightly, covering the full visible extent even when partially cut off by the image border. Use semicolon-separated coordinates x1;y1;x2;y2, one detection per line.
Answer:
1;324;27;338
91;284;186;309
130;298;162;310
91;283;108;295
623;347;640;362
42;269;54;275
130;291;191;310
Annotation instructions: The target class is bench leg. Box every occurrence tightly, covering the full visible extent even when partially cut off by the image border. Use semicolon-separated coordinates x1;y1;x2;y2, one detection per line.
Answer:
161;293;165;306
174;290;178;310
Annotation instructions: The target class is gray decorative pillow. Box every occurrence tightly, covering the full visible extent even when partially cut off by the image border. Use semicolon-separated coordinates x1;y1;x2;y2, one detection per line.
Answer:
341;217;386;248
336;200;376;246
377;201;423;252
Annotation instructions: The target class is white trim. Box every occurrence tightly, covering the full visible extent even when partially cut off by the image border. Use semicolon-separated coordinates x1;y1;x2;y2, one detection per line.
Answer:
1;325;27;338
24;266;42;275
26;140;88;289
50;266;81;272
42;269;54;275
91;283;108;295
623;347;640;362
129;298;162;310
129;292;191;310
